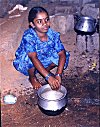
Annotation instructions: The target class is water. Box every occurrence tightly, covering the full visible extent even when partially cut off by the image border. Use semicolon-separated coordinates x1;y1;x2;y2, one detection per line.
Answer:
41;91;64;100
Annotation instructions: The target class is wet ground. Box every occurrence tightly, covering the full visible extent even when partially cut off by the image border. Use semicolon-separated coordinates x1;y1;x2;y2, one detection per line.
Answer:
1;71;100;127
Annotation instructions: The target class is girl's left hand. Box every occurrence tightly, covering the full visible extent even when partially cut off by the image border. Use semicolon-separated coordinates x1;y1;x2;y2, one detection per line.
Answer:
55;75;61;84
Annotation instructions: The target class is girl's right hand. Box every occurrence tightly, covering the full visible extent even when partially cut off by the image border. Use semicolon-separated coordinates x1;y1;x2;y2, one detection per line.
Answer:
48;76;60;90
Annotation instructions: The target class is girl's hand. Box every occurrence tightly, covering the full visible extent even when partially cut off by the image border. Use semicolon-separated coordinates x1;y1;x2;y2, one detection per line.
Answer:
55;75;61;84
48;76;60;90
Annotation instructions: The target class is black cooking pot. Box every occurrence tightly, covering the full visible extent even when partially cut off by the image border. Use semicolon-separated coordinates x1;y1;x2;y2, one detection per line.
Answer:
38;105;67;116
37;84;67;116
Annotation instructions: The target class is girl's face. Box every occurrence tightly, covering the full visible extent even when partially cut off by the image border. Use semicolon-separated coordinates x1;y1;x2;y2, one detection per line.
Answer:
32;12;50;34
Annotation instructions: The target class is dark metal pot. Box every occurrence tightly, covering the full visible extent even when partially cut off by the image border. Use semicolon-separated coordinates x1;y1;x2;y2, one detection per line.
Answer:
74;16;97;34
37;84;67;116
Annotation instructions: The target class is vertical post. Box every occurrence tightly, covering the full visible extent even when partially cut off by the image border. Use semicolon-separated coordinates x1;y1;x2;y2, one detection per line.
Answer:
79;0;83;14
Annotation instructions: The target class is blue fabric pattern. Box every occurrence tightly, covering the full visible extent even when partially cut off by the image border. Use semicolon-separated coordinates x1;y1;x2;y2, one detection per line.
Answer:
13;28;70;76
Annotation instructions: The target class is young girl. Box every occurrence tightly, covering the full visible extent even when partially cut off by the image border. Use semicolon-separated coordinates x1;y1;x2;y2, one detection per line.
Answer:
13;6;70;90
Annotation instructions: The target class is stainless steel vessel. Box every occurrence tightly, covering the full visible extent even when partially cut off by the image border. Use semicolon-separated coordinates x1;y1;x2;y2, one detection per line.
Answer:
37;84;67;115
74;16;96;33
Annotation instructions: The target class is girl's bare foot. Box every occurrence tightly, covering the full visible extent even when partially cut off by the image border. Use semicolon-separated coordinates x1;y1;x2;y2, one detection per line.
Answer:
29;77;42;90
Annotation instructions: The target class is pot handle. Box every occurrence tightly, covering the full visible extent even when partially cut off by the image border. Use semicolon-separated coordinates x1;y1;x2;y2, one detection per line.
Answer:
74;14;80;21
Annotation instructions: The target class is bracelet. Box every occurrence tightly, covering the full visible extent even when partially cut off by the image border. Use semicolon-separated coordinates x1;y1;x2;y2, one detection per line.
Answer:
55;74;62;77
45;73;52;81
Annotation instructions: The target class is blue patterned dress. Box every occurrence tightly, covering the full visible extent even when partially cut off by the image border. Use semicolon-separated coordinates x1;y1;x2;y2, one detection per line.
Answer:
13;28;70;76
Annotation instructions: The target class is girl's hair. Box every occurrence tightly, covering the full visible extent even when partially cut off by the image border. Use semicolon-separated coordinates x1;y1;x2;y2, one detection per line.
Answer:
28;6;49;23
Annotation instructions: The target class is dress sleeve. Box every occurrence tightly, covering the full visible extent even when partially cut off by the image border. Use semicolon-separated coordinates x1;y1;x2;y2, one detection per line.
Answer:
54;34;65;53
23;34;36;53
15;33;36;59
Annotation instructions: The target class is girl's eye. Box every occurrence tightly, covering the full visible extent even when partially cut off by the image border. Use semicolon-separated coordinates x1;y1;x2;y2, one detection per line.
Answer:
37;20;42;24
36;18;49;24
45;18;49;22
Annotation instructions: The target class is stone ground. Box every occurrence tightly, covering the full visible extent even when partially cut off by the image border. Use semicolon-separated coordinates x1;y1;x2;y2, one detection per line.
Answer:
0;2;100;127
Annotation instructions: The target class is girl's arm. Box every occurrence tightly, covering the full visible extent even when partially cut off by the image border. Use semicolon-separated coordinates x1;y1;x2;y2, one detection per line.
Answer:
28;52;48;77
28;52;60;89
56;50;66;75
55;50;66;84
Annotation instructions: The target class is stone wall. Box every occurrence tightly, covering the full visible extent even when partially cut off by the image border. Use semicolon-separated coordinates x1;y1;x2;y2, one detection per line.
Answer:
0;0;99;17
0;0;29;17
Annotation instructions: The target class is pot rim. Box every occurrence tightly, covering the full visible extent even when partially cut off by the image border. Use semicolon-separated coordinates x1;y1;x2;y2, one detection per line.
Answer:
80;16;96;22
37;84;67;101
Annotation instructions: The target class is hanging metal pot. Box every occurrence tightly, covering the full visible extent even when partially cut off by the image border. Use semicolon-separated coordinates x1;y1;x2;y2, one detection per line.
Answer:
74;16;97;34
96;18;99;33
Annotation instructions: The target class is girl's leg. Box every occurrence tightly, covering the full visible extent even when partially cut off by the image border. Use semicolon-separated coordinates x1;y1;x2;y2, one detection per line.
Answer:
28;67;42;89
28;63;56;89
46;63;57;72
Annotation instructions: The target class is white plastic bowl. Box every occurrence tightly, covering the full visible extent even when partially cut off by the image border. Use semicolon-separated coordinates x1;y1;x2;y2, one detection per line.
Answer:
3;94;17;104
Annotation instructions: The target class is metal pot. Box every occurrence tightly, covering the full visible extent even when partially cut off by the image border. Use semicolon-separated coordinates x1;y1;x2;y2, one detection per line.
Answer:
37;84;67;116
96;18;99;33
74;16;96;34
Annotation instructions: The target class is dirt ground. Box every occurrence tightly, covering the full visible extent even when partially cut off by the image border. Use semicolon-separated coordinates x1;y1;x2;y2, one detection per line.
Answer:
1;71;100;127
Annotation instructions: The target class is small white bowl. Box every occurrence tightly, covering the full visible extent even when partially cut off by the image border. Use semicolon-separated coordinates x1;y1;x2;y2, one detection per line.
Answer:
3;94;17;104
